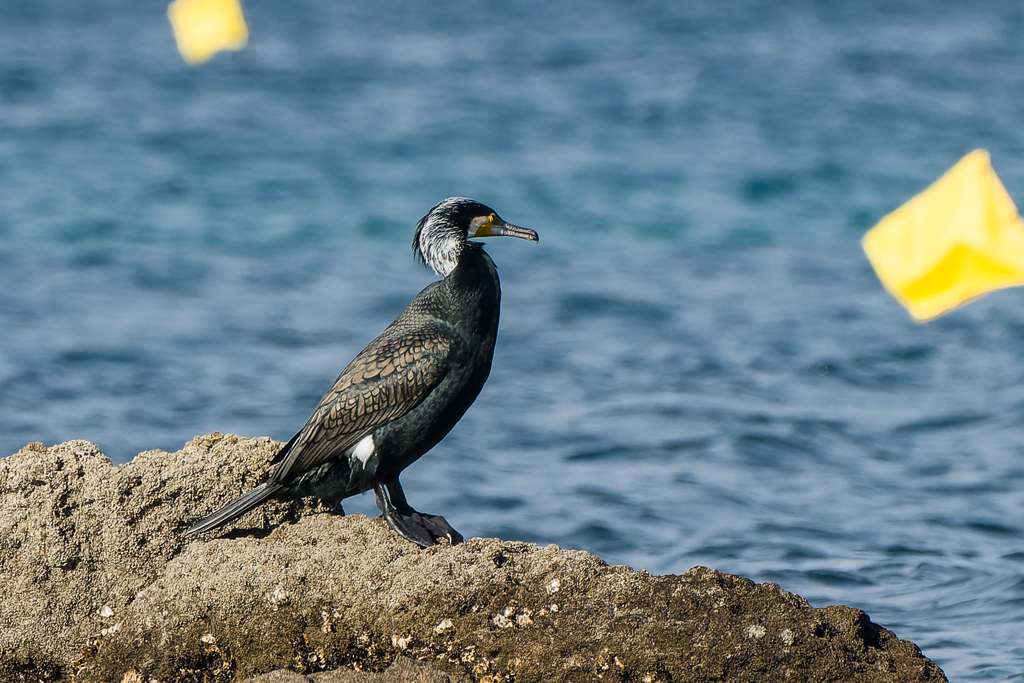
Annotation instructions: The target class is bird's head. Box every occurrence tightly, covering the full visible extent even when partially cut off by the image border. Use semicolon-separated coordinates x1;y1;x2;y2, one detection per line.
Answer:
413;197;538;277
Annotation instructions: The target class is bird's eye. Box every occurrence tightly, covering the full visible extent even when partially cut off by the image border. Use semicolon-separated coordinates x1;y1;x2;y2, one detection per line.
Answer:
487;213;497;225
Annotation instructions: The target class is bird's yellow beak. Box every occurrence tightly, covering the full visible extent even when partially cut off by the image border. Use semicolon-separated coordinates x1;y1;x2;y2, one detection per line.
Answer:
474;214;539;242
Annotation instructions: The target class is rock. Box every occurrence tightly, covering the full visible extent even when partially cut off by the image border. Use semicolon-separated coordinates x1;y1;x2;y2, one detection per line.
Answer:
0;434;313;682
242;655;471;682
0;435;947;683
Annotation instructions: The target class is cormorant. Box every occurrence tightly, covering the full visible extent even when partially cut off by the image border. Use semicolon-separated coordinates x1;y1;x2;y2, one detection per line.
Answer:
185;197;538;547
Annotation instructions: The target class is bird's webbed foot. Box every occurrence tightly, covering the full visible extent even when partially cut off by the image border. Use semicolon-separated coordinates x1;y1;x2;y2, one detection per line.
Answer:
373;480;463;548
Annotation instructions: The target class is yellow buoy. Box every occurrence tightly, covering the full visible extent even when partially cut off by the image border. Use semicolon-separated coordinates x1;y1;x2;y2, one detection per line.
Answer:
862;149;1024;321
167;0;248;66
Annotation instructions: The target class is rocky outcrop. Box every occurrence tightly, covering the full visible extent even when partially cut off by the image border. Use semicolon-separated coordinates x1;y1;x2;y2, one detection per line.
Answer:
0;434;947;683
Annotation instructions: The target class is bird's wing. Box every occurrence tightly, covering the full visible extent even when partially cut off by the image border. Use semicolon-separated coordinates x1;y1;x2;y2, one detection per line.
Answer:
269;323;459;482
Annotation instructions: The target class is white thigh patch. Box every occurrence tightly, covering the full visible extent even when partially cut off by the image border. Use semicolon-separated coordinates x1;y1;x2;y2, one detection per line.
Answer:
352;435;375;465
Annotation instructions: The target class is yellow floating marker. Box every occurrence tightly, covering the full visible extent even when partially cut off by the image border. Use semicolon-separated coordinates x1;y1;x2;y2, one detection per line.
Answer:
168;0;248;66
862;149;1024;321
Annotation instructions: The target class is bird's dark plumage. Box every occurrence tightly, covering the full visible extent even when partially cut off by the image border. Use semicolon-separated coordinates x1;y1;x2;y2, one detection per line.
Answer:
185;197;538;546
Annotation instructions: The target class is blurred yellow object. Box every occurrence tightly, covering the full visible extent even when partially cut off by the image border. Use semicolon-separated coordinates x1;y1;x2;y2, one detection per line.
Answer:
168;0;248;65
862;149;1024;321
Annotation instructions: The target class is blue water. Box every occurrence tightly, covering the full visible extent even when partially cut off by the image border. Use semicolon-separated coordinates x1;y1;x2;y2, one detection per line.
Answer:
3;0;1024;678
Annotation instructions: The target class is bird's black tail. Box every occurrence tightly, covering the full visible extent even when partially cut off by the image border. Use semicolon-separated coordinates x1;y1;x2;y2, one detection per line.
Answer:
184;482;283;535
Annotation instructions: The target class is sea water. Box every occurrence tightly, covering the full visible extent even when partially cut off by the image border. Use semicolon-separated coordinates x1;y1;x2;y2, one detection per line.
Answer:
2;0;1024;678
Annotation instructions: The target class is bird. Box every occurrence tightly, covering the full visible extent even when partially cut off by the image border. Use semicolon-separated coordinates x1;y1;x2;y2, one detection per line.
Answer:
185;197;538;547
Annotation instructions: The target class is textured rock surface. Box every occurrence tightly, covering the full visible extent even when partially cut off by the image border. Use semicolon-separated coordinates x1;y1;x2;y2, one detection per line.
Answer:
0;435;947;683
0;434;313;682
242;655;470;682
